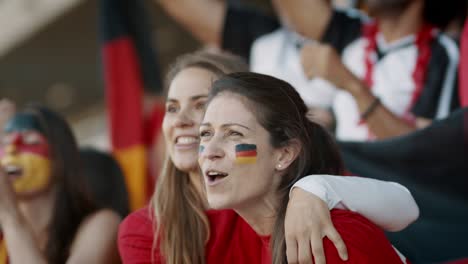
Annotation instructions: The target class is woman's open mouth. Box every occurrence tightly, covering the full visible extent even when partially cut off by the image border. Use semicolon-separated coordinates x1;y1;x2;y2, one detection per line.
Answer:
4;164;23;179
205;170;228;186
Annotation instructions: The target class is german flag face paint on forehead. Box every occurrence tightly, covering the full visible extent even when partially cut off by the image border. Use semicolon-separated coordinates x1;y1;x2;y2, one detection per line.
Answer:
1;113;49;158
235;144;257;164
4;113;45;134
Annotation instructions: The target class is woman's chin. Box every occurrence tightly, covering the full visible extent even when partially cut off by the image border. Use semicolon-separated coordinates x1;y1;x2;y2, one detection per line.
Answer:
207;196;234;210
171;153;198;172
172;160;198;173
174;163;198;173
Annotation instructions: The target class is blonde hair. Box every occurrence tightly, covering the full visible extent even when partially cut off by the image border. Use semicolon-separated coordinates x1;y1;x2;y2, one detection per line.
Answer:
151;50;248;264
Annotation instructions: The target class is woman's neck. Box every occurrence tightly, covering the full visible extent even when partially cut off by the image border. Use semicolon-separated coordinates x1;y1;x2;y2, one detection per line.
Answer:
378;1;424;43
188;170;208;209
235;193;279;236
17;189;56;246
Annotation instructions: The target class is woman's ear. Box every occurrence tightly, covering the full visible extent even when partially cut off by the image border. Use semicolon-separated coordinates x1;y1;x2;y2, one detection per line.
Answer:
275;139;301;171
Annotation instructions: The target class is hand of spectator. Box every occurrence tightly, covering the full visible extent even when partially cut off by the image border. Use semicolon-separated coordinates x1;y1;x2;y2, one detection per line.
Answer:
0;166;19;225
300;43;354;90
285;187;348;264
0;99;16;132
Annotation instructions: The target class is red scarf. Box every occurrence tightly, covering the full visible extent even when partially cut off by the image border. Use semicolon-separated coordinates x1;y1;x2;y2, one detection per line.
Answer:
362;22;436;114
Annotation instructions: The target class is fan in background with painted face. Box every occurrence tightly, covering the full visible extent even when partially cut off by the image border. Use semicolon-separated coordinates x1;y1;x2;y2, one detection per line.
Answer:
0;113;52;198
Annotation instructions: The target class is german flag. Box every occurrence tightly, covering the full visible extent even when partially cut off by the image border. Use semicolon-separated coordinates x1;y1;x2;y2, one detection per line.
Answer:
235;144;257;164
99;0;162;210
339;108;468;263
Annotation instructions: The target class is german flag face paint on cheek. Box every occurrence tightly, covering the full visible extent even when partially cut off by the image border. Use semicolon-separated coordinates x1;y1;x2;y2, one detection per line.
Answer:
235;144;257;164
199;145;205;154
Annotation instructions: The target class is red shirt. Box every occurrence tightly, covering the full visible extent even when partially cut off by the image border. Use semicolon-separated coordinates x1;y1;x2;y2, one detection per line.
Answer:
118;207;403;264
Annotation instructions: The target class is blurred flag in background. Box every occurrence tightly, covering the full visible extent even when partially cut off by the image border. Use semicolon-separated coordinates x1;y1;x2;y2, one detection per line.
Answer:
99;0;163;210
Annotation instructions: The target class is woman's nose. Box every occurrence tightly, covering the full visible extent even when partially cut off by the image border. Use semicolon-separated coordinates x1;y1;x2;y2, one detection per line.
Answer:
11;133;22;145
201;139;225;161
174;108;195;128
3;133;21;155
4;144;17;155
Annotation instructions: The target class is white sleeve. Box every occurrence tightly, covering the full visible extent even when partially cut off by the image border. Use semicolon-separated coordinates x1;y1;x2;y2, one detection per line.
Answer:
291;175;419;232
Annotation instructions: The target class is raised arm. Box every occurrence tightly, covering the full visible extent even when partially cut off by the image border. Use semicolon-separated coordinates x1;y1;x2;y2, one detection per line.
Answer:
155;0;226;47
0;168;120;264
271;0;333;40
0;99;16;138
67;210;121;264
293;175;419;231
284;174;417;264
0;168;47;264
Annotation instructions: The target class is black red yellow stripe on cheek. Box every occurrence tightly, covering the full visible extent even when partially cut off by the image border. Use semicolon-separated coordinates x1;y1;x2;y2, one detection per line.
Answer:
14;143;50;158
235;144;257;164
0;144;50;159
1;133;50;158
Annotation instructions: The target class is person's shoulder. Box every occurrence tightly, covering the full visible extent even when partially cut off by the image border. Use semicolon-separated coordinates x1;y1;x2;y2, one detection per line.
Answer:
326;209;403;264
332;7;369;27
253;28;286;45
68;209;121;263
119;206;153;239
323;8;368;53
431;32;459;62
250;28;286;66
330;209;381;235
118;207;159;262
75;209;121;238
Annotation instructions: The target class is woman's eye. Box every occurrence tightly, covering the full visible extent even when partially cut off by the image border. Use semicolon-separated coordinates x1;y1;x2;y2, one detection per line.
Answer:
166;105;178;113
195;101;206;110
228;130;243;137
23;134;40;145
199;130;212;138
1;135;12;146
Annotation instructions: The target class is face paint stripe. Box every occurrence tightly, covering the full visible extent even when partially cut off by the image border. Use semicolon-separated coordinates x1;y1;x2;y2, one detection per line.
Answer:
17;145;49;157
235;144;257;152
4;113;45;134
235;150;257;157
235;144;257;164
7;153;52;196
199;145;205;153
236;157;257;164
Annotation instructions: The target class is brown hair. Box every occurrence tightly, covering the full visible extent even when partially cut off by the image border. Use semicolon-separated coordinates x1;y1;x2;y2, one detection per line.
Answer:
21;105;97;263
151;50;248;264
208;72;344;264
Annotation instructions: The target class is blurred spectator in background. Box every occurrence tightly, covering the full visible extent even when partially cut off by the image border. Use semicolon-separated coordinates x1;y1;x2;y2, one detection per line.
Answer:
0;99;16;139
155;0;463;141
0;105;120;264
80;148;129;218
296;0;461;141
156;0;343;127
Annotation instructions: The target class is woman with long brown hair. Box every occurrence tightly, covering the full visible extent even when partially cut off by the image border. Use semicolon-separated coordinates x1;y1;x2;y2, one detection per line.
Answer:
118;51;417;264
0;105;121;264
197;72;407;263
